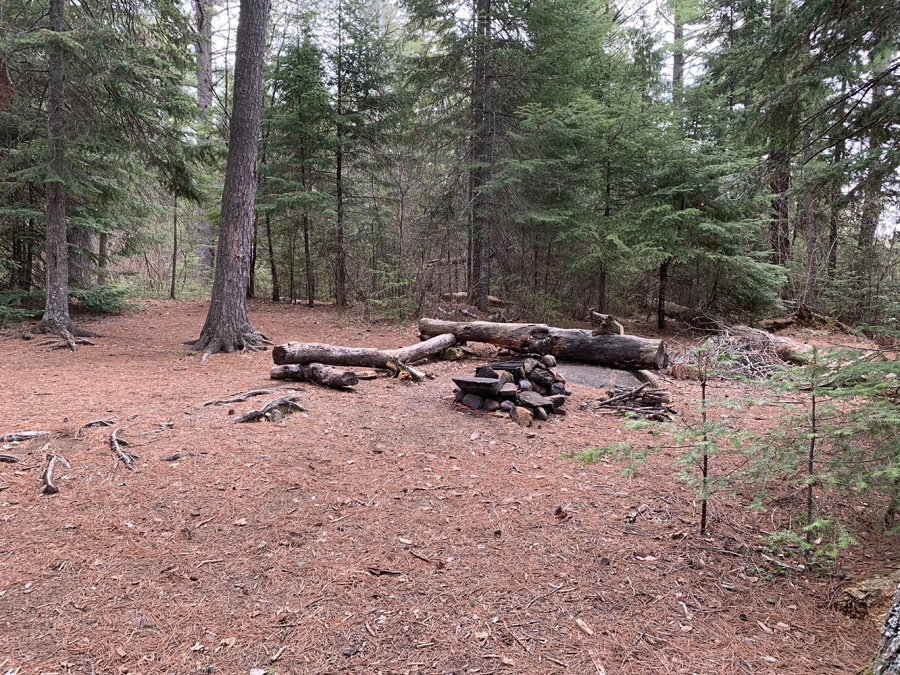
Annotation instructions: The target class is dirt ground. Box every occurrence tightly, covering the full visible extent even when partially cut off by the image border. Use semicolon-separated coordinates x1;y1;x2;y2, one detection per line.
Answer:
0;299;895;675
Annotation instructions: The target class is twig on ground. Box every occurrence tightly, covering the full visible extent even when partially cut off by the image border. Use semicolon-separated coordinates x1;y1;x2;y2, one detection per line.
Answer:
1;431;50;443
40;450;70;495
110;428;137;470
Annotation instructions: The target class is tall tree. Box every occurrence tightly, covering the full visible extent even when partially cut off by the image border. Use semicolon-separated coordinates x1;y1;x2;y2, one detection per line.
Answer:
35;0;76;344
192;0;271;358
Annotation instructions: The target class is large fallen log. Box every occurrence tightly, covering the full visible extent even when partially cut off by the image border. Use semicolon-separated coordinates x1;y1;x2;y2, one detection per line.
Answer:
273;333;457;369
418;319;668;370
270;363;359;388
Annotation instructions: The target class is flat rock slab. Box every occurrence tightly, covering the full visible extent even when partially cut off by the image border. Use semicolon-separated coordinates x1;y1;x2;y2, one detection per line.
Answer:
555;364;644;391
452;376;503;397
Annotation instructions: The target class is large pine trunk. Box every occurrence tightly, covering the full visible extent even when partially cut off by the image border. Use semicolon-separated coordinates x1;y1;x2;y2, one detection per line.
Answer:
37;0;74;339
418;319;668;369
193;0;271;356
876;582;900;674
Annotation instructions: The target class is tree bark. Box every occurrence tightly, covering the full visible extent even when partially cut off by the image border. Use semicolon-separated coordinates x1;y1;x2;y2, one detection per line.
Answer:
270;362;359;388
170;196;178;300
470;0;493;312
875;582;900;675
273;333;458;368
265;211;280;301
418;319;669;370
194;0;215;274
36;0;75;341
192;0;271;356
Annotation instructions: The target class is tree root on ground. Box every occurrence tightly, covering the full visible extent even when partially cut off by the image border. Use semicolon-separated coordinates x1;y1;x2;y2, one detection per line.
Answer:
192;329;273;364
110;428;137;470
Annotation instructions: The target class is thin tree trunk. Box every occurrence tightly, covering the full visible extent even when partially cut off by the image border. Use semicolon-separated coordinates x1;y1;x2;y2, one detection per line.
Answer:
470;0;493;312
247;212;257;299
97;232;108;285
170;196;178;300
875;582;900;674
657;258;670;330
803;128;818;308
333;0;348;308
194;0;215;274
265;211;279;301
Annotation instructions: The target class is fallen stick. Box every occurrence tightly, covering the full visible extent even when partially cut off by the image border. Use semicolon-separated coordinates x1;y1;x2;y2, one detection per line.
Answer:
40;452;70;495
0;454;20;463
1;431;50;443
82;419;115;428
160;452;207;462
199;389;278;407
110;428;137;470
234;395;305;423
269;363;360;388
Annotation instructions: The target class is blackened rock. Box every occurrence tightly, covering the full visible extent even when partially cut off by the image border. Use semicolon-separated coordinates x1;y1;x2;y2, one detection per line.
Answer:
483;399;501;412
462;393;484;410
452;376;503;397
533;406;549;421
498;370;514;385
550;382;568;396
475;365;499;379
499;382;519;397
528;367;555;389
500;400;515;411
547;394;567;409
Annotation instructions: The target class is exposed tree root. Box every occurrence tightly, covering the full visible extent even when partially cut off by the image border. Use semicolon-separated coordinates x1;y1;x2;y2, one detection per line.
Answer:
32;319;100;351
233;394;305;423
40;448;70;495
110;428;137;470
191;328;273;364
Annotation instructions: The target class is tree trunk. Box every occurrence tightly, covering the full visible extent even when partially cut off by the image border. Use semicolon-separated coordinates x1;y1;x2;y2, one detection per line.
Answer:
192;0;271;357
265;211;280;301
170;196;178;300
194;0;215;274
875;582;900;675
418;319;669;369
657;258;670;330
803;127;818;308
37;0;75;340
273;333;458;368
333;2;348;308
97;231;108;285
770;151;791;267
470;0;493;312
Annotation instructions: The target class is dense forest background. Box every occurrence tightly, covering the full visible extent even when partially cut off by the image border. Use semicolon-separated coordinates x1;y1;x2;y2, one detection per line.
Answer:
1;0;898;328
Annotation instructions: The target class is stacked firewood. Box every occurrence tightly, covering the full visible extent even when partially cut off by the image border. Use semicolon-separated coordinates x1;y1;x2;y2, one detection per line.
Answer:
579;382;674;421
452;356;572;426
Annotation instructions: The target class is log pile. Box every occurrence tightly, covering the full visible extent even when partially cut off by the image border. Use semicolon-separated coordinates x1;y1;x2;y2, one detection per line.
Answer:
452;355;572;426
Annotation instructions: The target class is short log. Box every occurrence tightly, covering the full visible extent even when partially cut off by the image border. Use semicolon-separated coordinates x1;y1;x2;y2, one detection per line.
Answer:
270;363;359;388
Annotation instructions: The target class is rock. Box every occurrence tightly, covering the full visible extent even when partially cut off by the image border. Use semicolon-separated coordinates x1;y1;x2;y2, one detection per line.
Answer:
483;399;501;412
452;376;503;397
528;367;555;389
533;406;548;421
540;354;557;368
550;382;569;396
518;390;553;409
517;367;526;380
510;406;534;427
499;382;518;397
454;391;466;404
497;370;514;385
547;394;567;409
475;365;499;379
440;347;465;360
518;379;533;392
499;400;515;411
549;367;566;383
531;382;547;395
523;357;539;375
462;393;485;410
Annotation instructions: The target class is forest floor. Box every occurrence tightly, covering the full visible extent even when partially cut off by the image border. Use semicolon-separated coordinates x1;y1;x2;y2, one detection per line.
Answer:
0;299;896;675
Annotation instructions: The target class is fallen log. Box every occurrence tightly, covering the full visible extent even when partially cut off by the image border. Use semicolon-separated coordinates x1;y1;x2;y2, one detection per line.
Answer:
418;319;668;370
272;333;457;373
270;363;359;388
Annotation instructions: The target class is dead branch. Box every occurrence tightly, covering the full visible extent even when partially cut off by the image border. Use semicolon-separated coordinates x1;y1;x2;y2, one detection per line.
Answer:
110;428;137;470
0;454;20;463
234;395;305;423
1;431;50;443
40;452;70;495
160;452;207;462
83;419;115;428
200;389;278;407
595;382;650;406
